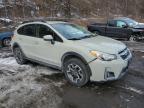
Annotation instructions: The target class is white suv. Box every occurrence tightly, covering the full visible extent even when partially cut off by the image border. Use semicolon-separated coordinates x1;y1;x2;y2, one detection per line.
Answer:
11;20;132;86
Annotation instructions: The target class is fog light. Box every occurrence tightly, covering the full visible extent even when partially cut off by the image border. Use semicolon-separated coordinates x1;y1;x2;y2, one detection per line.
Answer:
104;67;115;80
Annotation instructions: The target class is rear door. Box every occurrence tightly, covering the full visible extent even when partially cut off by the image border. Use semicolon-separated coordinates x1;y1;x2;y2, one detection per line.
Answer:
105;20;117;37
16;24;37;58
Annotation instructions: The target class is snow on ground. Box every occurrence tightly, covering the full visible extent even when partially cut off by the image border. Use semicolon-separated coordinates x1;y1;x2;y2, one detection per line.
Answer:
118;86;144;95
0;50;63;108
0;57;19;66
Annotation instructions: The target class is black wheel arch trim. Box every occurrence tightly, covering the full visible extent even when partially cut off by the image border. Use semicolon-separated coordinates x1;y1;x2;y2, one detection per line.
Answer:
61;52;87;64
61;52;92;75
12;42;20;49
12;42;27;57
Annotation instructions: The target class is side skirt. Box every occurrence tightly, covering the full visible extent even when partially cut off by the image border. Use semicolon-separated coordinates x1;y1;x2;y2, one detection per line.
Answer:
26;57;62;71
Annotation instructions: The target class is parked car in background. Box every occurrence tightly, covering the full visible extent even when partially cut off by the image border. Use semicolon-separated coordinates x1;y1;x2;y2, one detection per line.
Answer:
0;32;13;47
11;20;132;87
87;17;144;41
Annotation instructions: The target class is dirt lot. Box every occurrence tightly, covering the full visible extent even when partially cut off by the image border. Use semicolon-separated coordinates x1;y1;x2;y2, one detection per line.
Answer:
0;41;144;108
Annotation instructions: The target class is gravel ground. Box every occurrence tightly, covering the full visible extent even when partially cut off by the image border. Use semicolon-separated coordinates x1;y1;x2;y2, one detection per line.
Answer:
0;41;144;108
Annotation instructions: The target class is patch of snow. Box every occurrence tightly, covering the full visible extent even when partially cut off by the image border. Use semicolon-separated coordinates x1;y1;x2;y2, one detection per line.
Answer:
125;99;130;102
0;52;13;58
54;82;65;87
0;57;19;66
120;86;143;95
0;49;63;107
0;58;62;107
35;66;60;75
0;56;60;76
1;26;6;29
0;18;12;23
126;87;143;95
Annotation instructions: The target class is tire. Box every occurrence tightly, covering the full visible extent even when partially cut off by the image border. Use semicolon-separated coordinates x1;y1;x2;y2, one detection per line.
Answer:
129;35;137;42
13;47;27;65
93;31;100;35
63;58;90;87
2;38;11;47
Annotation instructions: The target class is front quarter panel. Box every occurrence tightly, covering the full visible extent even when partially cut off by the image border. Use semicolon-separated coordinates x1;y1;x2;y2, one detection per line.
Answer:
59;41;96;65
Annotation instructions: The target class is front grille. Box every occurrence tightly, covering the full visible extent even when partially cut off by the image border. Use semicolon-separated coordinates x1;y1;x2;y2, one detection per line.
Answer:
119;48;130;60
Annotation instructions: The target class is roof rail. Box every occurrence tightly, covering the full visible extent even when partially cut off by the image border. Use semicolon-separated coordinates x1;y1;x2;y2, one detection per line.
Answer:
22;19;46;24
21;18;70;24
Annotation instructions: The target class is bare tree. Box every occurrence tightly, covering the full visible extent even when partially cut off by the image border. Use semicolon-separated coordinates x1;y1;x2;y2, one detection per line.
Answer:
64;0;71;18
4;0;8;18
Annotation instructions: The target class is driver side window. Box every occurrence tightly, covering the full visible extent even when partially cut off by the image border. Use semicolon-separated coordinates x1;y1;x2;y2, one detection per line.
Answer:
37;24;63;42
116;21;127;28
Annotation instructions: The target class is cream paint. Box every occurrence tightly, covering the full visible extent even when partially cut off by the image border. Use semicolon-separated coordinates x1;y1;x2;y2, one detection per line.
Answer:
12;21;132;82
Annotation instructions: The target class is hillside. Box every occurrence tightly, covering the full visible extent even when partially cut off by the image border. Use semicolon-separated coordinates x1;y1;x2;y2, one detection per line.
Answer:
0;0;144;20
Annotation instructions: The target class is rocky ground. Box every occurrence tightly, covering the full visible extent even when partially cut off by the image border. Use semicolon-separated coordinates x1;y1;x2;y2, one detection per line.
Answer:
0;41;144;108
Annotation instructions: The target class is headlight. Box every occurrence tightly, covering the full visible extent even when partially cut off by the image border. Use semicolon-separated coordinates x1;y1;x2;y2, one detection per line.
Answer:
89;51;117;61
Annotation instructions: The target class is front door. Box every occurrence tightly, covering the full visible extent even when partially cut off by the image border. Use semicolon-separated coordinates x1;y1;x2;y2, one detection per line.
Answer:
33;24;64;67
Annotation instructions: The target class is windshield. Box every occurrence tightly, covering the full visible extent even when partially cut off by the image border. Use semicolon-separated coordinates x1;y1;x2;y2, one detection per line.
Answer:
51;23;95;40
125;18;138;27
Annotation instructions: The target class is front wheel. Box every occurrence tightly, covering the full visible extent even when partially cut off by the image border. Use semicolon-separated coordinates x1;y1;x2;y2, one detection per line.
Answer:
93;31;100;35
13;47;27;65
63;58;90;87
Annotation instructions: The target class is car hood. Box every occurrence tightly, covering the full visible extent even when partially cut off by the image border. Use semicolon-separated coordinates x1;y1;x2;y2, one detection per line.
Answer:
74;36;126;54
133;23;144;29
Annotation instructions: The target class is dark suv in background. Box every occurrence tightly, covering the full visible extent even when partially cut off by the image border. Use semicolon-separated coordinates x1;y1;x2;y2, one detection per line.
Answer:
87;17;144;41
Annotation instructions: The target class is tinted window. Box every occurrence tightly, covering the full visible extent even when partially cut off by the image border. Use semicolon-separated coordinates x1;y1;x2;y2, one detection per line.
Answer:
124;19;138;27
37;24;63;42
116;21;127;28
17;26;24;35
108;20;115;27
17;24;36;37
37;25;50;38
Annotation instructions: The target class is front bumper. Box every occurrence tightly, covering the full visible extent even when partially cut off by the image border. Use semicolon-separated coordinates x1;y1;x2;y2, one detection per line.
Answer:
89;52;132;82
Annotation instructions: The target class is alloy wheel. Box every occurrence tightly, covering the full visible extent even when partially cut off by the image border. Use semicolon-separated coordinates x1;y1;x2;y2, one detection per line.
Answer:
66;63;84;84
14;48;24;64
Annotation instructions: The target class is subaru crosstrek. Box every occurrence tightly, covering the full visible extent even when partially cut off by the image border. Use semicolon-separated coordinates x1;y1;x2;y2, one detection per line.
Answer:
11;20;132;87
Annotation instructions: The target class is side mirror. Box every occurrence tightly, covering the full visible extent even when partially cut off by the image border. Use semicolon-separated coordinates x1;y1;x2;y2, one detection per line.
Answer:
122;25;128;28
43;35;55;44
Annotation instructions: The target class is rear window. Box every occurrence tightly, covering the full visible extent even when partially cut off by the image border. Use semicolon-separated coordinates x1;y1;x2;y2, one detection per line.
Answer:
17;24;36;37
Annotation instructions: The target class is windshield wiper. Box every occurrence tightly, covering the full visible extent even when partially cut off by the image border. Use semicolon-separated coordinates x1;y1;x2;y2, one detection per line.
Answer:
68;38;81;40
68;34;96;40
79;34;96;39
